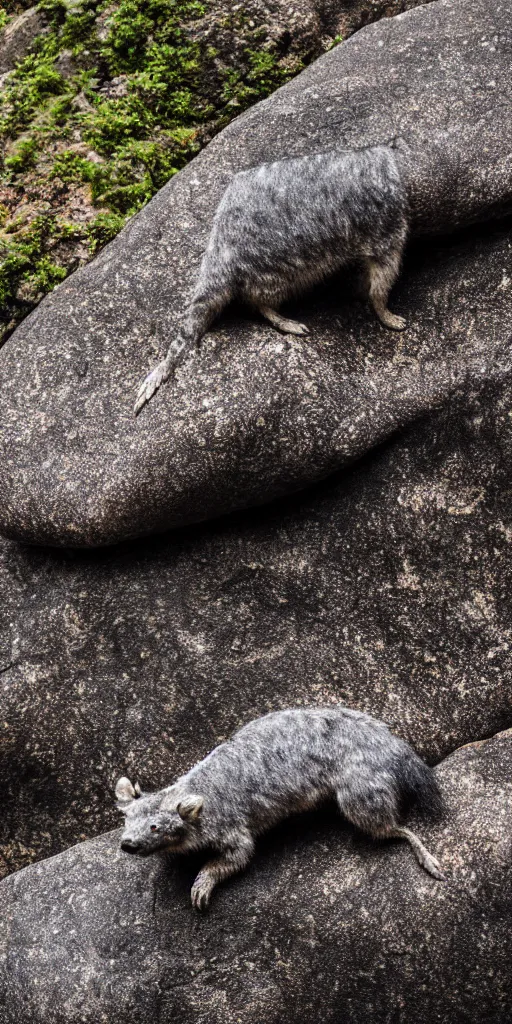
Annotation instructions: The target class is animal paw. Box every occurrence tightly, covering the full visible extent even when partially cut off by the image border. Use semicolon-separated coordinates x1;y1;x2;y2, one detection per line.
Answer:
191;875;214;911
134;360;170;416
282;319;309;336
380;312;407;331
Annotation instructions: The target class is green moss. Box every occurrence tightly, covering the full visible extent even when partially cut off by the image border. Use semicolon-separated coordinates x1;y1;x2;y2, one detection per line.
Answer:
220;48;301;110
0;55;67;139
87;209;128;251
5;135;40;173
0;215;76;312
0;0;327;340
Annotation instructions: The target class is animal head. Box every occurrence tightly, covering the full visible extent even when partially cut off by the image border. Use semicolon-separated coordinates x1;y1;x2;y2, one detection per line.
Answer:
115;777;204;856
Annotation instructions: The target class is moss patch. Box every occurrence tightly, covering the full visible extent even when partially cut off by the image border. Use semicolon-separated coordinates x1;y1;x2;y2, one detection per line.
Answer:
0;0;334;341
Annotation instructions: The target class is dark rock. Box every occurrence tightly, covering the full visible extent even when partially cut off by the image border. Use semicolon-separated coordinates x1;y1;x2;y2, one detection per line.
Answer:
320;0;437;37
0;0;511;547
0;7;46;75
1;728;510;1024
53;49;76;80
2;298;512;874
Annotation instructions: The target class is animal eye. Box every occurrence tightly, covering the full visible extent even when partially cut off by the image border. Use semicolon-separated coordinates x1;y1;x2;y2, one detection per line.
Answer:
150;825;159;833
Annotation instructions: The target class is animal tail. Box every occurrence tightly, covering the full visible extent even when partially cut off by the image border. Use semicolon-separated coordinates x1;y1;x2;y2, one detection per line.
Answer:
167;283;231;367
134;283;230;415
393;744;444;821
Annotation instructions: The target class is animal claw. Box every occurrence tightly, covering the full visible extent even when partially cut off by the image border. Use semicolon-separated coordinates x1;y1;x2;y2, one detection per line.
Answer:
191;877;212;911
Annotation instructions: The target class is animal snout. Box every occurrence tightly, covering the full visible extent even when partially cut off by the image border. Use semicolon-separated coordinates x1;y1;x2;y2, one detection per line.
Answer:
121;839;141;854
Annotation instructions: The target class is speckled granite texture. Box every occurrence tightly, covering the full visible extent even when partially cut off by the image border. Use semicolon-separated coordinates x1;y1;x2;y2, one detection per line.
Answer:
1;730;510;1024
2;341;512;872
0;0;510;546
0;1;512;1020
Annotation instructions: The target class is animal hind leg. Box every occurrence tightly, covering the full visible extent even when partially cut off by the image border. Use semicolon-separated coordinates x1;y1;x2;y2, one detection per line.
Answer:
259;305;309;336
134;286;229;415
365;248;406;331
385;826;445;880
337;788;444;880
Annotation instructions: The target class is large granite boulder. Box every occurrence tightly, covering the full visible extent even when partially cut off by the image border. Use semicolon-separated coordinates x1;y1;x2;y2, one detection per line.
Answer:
0;0;511;547
1;1;511;1017
1;728;510;1024
2;284;512;875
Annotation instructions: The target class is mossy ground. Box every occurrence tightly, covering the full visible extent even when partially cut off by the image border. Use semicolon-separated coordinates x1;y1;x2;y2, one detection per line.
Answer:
0;0;333;341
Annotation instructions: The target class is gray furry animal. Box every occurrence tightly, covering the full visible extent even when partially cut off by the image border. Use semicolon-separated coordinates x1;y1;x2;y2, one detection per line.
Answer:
116;706;444;910
134;145;408;414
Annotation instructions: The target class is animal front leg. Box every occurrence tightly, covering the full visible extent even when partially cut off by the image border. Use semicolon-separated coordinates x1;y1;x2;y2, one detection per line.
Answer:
190;830;254;911
365;250;406;331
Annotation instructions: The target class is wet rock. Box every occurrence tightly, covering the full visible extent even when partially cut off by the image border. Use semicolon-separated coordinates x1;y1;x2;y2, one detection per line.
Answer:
0;7;46;75
0;0;510;547
0;728;510;1024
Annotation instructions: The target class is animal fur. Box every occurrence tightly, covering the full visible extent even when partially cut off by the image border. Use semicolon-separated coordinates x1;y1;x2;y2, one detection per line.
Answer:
116;706;444;910
134;145;409;414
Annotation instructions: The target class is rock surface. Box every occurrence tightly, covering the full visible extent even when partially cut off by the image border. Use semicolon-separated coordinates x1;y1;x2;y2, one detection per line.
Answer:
2;286;512;874
0;0;511;546
1;2;512;1018
0;0;429;348
0;7;45;75
1;728;510;1024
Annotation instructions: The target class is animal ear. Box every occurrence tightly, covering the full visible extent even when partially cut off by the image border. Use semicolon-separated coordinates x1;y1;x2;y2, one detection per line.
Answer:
177;794;204;820
115;777;138;805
